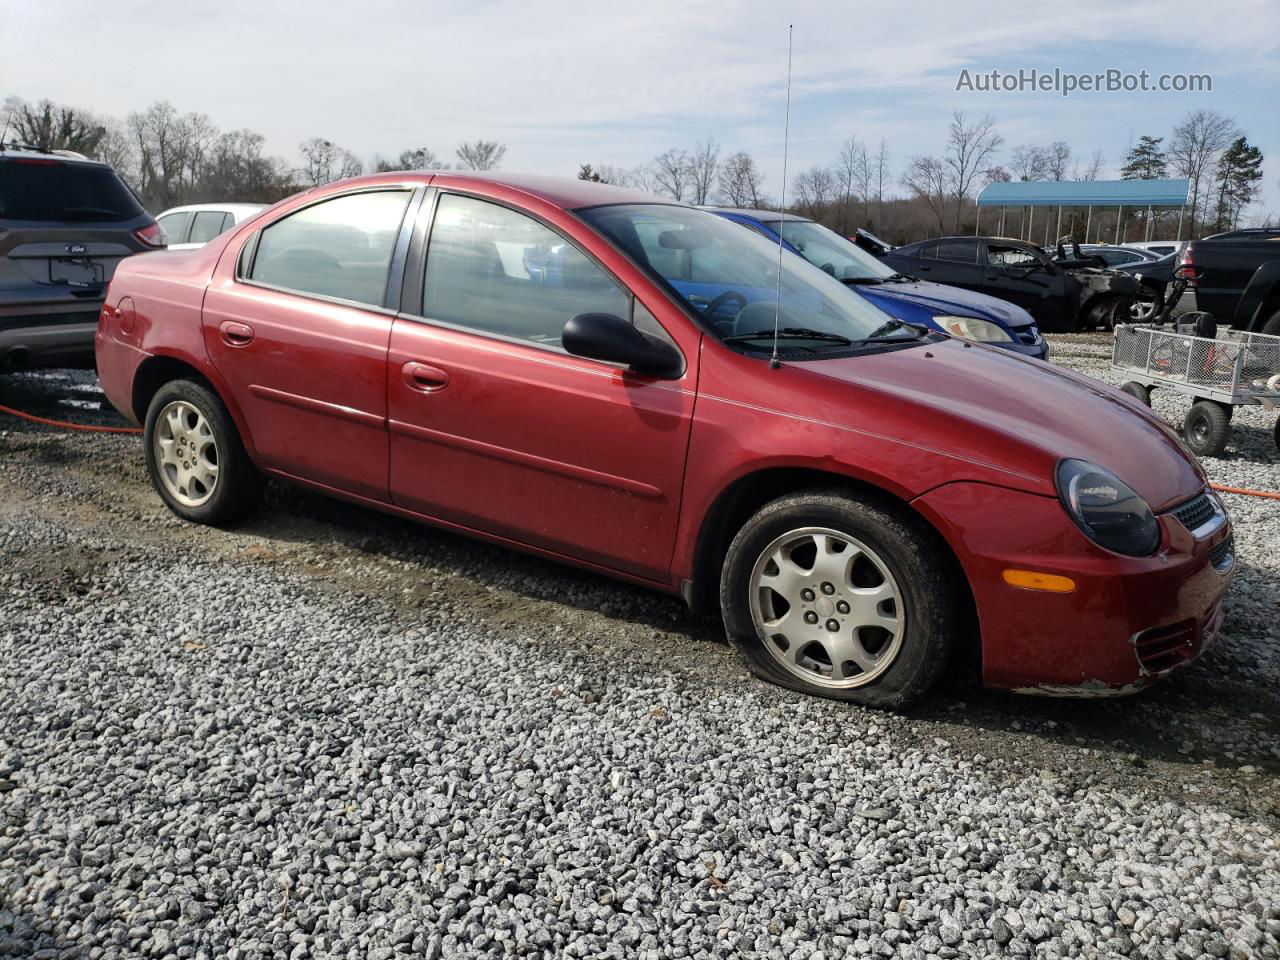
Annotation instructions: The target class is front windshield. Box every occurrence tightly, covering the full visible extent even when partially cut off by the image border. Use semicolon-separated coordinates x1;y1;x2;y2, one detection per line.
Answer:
578;204;910;348
768;219;896;281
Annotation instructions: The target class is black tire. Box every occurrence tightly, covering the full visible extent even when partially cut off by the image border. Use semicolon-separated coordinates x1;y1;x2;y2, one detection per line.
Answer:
143;378;262;525
1085;298;1120;332
1182;400;1232;458
1120;381;1151;406
1261;309;1280;338
1274;416;1280;454
719;489;960;709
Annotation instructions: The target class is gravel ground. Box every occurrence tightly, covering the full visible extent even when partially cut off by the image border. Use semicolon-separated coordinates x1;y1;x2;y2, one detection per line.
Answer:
2;341;1279;960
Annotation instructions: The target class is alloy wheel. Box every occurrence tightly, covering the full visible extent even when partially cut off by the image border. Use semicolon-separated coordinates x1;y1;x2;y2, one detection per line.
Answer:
154;399;219;507
748;526;905;689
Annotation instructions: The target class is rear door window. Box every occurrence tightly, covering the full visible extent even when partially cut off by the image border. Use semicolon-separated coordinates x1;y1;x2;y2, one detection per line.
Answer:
934;239;979;263
247;190;412;307
0;160;144;222
188;210;230;245
158;211;192;245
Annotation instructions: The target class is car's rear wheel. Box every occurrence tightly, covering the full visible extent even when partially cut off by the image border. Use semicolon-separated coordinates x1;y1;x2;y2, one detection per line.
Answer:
144;379;262;525
719;490;959;709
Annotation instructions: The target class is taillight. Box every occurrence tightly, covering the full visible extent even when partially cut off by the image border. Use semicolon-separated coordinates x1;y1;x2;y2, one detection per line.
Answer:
134;222;166;248
1177;248;1197;287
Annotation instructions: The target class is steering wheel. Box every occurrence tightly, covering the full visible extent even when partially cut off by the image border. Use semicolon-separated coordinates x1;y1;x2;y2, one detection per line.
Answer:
702;290;748;322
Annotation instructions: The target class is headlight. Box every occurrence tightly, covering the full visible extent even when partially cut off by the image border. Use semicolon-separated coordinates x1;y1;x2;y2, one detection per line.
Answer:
935;315;1014;343
1055;459;1160;556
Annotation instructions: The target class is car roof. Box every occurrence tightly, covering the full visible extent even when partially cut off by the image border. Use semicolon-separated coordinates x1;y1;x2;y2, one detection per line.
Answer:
157;203;267;216
701;206;810;223
0;146;110;168
388;171;676;210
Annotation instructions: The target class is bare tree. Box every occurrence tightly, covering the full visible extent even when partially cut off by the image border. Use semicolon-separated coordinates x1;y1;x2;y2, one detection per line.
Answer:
1009;144;1048;182
2;97;107;155
652;148;691;201
874;139;890;226
1168;109;1239;230
627;163;661;194
1074;149;1105;181
944;112;1003;230
792;166;837;221
298;137;363;187
834;136;871;233
1045;141;1071;181
902;156;949;234
592;164;628;186
129;102;191;209
376;147;444;171
687;138;720;205
718;151;764;207
455;140;506;170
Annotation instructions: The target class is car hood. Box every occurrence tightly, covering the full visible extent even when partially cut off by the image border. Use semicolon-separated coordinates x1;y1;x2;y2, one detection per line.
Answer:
860;280;1036;328
799;339;1202;511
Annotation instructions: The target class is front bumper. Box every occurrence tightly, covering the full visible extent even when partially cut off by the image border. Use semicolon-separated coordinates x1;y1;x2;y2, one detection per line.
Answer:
912;481;1233;695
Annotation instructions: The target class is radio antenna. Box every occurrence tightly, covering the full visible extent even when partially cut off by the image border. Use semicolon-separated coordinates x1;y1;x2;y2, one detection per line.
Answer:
770;24;794;370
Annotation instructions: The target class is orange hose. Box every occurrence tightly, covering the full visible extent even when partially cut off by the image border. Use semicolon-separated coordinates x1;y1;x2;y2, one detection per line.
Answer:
1210;483;1280;501
0;402;141;435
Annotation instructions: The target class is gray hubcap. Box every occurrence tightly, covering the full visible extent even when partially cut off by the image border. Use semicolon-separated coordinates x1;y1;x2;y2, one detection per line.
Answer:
154;400;218;507
749;526;905;689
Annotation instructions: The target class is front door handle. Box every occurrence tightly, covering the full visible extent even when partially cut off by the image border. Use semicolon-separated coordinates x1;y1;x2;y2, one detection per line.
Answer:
402;361;450;393
219;320;254;346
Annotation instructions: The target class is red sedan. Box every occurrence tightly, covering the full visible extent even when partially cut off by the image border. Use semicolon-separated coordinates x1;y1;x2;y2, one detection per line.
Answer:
95;173;1234;707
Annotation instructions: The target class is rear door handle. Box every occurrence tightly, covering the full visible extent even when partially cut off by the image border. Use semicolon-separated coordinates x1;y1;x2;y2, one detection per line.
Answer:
401;361;450;393
219;320;254;346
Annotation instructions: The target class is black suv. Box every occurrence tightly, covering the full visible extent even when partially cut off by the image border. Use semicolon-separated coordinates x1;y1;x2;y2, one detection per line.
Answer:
1;147;163;370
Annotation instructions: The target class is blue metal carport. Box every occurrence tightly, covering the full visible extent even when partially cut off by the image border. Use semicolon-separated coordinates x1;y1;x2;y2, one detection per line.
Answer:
974;178;1191;243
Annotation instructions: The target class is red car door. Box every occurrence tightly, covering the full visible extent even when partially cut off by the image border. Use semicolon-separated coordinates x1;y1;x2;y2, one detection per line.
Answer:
202;188;417;500
386;190;698;582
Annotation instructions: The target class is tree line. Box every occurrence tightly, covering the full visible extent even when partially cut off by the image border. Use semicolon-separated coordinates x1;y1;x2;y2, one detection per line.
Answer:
4;94;1268;243
0;96;508;212
581;109;1267;243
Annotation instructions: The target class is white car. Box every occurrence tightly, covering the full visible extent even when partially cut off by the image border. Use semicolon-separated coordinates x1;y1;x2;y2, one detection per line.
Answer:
1127;240;1184;258
155;203;264;250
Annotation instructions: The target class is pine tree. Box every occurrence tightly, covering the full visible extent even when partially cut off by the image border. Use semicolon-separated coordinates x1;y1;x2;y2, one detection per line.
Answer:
1120;135;1167;180
1212;137;1264;231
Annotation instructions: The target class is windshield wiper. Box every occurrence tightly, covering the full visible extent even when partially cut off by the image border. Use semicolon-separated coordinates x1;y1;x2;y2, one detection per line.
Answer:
853;319;923;343
841;276;886;285
722;327;854;346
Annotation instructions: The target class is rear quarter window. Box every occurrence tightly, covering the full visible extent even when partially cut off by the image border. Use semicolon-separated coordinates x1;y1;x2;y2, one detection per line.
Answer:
0;160;144;222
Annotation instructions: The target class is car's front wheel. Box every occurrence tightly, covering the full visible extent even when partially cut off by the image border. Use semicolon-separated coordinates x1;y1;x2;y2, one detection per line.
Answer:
719;490;960;709
144;378;262;525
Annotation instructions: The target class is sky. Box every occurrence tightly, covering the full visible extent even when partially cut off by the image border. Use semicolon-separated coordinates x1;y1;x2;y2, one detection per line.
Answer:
3;0;1278;219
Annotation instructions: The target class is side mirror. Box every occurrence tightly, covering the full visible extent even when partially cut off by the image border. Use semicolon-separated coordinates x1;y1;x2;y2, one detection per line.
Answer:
562;312;684;379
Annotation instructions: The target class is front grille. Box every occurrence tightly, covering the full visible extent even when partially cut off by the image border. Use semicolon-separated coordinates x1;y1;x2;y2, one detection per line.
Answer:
1209;534;1235;573
1133;619;1197;674
1169;491;1215;534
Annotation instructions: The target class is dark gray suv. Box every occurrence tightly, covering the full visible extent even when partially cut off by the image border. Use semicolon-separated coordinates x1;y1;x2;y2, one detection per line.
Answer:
1;148;164;370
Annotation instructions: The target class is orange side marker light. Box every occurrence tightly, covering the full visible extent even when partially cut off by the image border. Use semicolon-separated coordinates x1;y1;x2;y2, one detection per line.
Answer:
1002;569;1076;593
